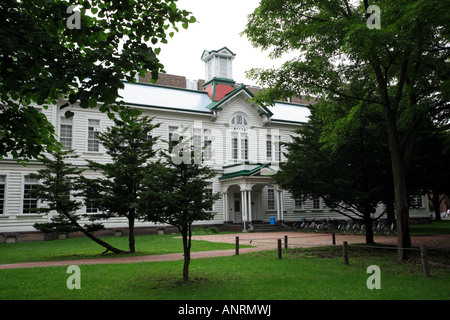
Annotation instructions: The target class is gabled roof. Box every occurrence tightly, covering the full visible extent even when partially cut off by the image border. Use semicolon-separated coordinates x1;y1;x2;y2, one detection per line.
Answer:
206;84;274;118
201;47;236;61
118;81;310;123
118;81;212;114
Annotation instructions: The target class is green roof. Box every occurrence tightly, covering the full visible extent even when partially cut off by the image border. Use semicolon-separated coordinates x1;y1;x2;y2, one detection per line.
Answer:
219;164;270;180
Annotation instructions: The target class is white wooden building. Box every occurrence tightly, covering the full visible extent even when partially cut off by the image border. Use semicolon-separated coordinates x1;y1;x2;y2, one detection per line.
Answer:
0;47;430;241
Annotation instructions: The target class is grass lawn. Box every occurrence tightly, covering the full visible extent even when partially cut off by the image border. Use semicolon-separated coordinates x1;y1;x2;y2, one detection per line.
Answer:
0;221;448;300
0;245;448;300
0;233;243;265
410;220;450;236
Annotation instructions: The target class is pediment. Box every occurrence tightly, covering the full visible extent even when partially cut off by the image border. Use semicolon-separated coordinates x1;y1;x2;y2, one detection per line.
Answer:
208;85;273;125
201;47;236;61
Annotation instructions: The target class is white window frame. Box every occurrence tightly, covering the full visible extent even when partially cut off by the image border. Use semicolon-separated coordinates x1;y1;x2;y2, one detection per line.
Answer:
267;185;275;211
266;134;272;161
85;201;98;214
231;131;248;161
59;116;73;150
168;125;179;152
86;119;101;152
312;197;322;210
0;174;7;215
203;129;213;161
294;198;303;210
412;195;424;208
21;175;40;215
204;182;214;211
266;133;281;162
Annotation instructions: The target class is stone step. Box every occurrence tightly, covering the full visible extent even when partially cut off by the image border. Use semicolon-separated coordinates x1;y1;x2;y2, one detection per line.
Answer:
250;223;293;232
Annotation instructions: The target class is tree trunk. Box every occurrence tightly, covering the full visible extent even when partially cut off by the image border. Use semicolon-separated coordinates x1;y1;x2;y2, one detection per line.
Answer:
433;190;441;222
128;209;136;253
62;211;127;254
181;226;191;282
386;201;396;225
364;218;374;244
384;110;412;260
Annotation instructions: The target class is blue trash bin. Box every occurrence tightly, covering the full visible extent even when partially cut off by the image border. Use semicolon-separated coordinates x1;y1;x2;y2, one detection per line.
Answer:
270;217;276;225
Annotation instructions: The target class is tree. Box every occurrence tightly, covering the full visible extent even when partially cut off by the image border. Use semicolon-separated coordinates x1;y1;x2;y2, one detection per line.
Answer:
244;0;449;260
30;150;126;253
80;109;160;253
276;101;394;244
139;134;221;282
0;0;195;162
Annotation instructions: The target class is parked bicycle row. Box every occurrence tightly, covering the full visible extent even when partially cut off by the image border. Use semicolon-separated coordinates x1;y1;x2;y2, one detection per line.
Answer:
292;218;397;236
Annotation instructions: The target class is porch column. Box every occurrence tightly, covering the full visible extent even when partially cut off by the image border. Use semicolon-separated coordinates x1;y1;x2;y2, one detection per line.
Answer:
275;190;281;221
247;190;252;222
241;190;247;229
223;192;229;222
279;190;284;221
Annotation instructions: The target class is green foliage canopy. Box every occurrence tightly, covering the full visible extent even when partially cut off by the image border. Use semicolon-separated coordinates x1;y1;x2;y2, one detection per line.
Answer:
0;0;195;162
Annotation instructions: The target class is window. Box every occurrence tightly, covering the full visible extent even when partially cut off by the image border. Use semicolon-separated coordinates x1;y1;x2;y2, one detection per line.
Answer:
229;113;250;162
60;117;73;150
23;176;39;214
87;119;100;152
168;126;179;152
206;60;212;81
220;57;228;78
203;129;212;160
147;132;153;152
267;134;281;162
204;182;213;211
0;175;5;214
85;201;98;213
294;199;303;210
232;132;239;160
266;134;272;161
193;128;202;153
274;135;281;162
240;133;248;160
411;195;423;208
267;186;275;210
313;197;321;210
231;132;248;161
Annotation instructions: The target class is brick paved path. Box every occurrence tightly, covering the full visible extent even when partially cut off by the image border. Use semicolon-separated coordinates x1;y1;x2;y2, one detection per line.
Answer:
1;232;449;270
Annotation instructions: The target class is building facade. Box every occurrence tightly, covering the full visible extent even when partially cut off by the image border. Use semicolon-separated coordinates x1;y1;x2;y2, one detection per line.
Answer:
0;47;430;242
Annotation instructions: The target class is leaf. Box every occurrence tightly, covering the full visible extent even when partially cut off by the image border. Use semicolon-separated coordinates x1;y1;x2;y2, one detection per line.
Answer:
88;99;97;108
65;110;75;118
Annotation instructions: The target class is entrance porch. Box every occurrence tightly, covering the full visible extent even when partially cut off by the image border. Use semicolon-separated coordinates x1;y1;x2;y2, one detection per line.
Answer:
219;163;287;231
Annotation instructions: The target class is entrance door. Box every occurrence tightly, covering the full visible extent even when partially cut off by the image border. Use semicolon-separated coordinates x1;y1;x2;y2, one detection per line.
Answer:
234;192;242;223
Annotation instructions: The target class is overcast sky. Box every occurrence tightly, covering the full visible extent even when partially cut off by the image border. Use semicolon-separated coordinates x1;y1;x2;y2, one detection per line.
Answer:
157;0;291;87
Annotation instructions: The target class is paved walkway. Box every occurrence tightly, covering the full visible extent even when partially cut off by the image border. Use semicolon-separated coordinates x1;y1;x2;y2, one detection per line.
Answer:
1;232;449;270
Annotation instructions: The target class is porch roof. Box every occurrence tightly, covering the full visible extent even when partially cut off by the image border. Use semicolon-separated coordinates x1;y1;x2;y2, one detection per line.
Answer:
219;163;275;180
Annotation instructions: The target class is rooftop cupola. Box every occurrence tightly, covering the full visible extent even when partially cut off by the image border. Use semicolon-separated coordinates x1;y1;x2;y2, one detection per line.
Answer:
201;47;237;101
201;47;236;81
